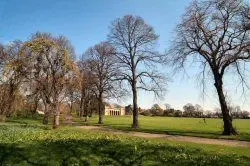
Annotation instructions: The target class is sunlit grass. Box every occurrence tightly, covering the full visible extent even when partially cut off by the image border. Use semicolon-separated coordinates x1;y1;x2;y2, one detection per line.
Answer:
79;115;250;141
0;118;250;165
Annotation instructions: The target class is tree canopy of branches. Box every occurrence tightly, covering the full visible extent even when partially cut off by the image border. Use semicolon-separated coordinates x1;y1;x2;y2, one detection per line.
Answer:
20;32;75;128
82;42;123;124
150;104;164;116
0;41;27;116
76;62;95;120
182;103;203;117
168;0;250;135
108;15;167;128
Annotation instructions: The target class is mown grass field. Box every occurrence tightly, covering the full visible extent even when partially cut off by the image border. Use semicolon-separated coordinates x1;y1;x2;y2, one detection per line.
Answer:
1;117;250;165
79;115;250;141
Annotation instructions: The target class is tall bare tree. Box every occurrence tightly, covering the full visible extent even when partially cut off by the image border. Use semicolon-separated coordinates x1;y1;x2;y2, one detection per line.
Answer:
168;0;250;135
108;15;166;128
83;42;122;124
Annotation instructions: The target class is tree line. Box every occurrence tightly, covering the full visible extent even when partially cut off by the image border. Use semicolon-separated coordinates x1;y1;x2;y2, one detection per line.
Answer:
0;0;250;135
0;15;166;129
140;103;250;119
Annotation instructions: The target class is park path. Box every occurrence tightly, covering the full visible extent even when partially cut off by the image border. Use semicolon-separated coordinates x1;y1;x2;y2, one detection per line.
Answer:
77;125;250;147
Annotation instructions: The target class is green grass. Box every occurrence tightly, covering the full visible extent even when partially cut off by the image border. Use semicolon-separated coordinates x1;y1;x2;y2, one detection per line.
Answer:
0;118;250;165
77;115;250;141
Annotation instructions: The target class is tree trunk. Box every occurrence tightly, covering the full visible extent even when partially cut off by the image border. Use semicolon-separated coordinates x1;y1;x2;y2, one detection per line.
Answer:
214;75;237;135
80;87;86;119
43;112;49;125
69;102;73;114
98;94;104;124
79;96;84;119
84;100;89;122
42;99;50;125
52;104;60;129
132;82;139;128
53;114;60;129
32;95;39;115
6;84;15;117
43;104;49;125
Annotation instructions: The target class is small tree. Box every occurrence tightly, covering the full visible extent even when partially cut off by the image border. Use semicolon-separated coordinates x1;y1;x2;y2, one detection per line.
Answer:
183;103;196;117
83;42;122;124
125;104;133;115
195;104;204;118
165;103;172;110
151;104;164;116
242;111;250;119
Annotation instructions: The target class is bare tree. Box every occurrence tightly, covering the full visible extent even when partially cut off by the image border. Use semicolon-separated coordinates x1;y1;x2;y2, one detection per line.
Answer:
65;75;78;114
195;104;203;113
183;103;196;117
108;15;167;128
83;42;122;124
168;0;250;135
76;61;95;120
165;103;172;110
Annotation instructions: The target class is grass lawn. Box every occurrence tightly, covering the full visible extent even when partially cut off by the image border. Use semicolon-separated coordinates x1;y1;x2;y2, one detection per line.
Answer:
0;117;250;165
77;115;250;141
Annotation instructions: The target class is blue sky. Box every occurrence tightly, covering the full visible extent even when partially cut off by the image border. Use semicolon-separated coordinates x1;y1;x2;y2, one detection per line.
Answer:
1;0;250;111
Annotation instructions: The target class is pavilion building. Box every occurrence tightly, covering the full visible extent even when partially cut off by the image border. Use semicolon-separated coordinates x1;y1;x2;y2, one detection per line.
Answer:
104;104;125;116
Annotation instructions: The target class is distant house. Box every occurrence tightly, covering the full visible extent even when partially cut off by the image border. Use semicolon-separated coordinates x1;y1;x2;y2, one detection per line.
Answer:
104;104;125;116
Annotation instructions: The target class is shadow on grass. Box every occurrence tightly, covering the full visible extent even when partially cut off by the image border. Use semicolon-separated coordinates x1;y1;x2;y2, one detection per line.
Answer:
1;138;249;166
